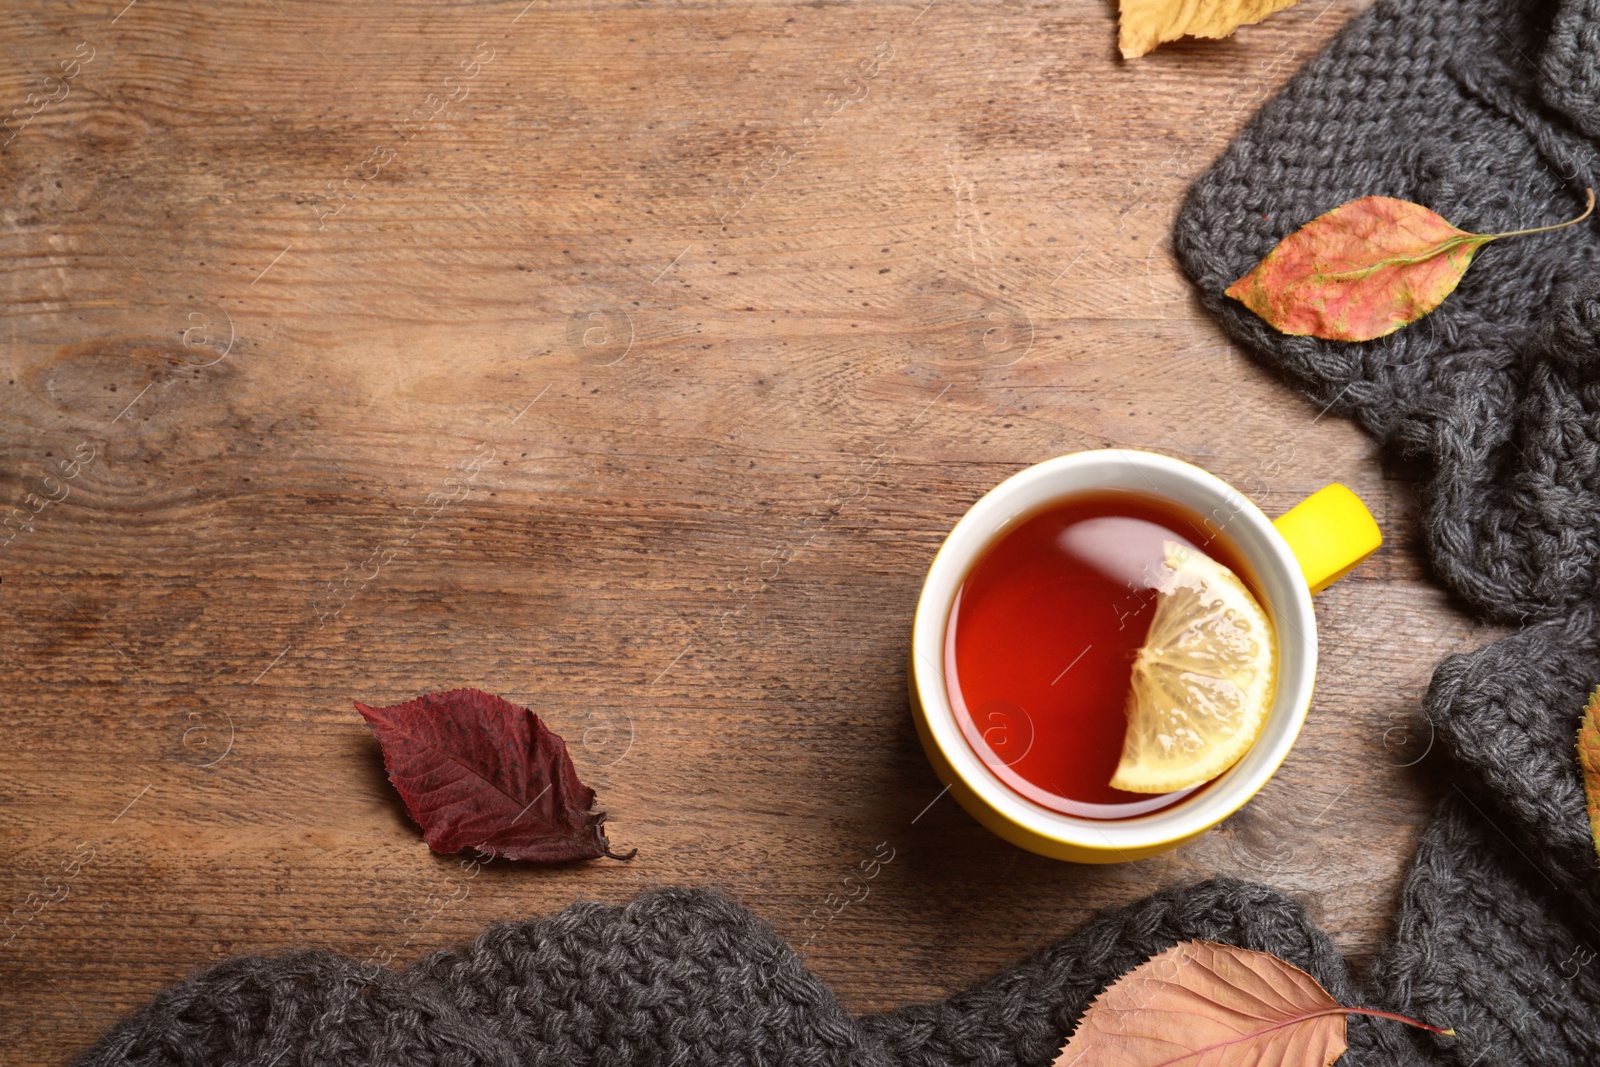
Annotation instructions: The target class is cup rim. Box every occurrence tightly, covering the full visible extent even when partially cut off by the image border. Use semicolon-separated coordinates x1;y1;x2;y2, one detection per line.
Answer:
910;448;1317;855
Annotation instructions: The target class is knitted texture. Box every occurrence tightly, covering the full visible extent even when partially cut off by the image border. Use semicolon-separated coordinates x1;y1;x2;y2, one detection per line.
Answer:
1373;796;1600;1067
1544;0;1600;140
1368;610;1600;1067
76;879;1417;1067
1424;605;1600;902
1173;0;1600;624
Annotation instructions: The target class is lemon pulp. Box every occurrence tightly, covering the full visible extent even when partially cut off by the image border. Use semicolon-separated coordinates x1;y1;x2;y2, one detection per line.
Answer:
1109;540;1277;795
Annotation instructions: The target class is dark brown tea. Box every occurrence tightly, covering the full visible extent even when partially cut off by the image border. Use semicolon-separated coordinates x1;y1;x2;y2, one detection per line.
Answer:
943;489;1262;819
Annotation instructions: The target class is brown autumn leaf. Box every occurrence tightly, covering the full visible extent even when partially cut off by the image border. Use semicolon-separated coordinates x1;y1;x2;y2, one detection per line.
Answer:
1226;189;1595;342
1055;940;1453;1067
1578;686;1600;862
1118;0;1301;59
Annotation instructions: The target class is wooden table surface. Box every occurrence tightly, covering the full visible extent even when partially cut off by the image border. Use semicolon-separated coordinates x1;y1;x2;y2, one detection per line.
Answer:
1;0;1501;1059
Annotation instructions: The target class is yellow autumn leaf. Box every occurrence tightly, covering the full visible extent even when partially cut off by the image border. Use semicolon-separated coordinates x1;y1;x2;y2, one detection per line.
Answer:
1118;0;1302;59
1578;686;1600;862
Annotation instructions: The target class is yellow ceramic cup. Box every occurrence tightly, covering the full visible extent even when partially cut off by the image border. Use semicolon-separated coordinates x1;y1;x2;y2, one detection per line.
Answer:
908;449;1381;863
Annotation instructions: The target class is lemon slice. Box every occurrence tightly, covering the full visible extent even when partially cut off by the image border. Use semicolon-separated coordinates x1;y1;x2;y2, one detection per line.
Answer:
1109;540;1277;794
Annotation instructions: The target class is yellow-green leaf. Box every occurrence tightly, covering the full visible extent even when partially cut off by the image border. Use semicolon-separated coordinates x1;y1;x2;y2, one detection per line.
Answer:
1118;0;1302;59
1578;686;1600;862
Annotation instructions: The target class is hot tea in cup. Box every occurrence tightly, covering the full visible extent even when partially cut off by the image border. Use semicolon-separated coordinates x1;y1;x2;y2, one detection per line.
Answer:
944;488;1273;819
909;449;1383;863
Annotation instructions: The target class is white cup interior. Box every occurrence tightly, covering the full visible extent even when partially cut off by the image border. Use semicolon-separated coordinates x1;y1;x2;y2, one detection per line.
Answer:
911;449;1317;855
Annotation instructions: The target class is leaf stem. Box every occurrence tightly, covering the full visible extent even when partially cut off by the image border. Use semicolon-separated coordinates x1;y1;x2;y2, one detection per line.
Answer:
1316;233;1485;280
1338;1006;1456;1036
1139;1007;1456;1067
1482;187;1595;240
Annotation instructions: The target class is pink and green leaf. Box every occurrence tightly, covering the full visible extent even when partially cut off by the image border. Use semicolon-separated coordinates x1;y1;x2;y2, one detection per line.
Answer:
1227;190;1594;342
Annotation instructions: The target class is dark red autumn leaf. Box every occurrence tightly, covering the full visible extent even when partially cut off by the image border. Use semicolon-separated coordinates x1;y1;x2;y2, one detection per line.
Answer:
356;688;632;863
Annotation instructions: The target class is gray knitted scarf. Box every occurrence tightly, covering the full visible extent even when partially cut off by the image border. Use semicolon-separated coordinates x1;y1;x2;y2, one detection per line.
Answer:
74;2;1600;1065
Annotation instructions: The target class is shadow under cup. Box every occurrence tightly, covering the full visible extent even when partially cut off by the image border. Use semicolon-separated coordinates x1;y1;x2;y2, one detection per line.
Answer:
909;450;1318;864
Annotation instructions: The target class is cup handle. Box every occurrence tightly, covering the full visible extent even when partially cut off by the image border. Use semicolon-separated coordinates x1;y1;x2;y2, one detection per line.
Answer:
1272;484;1382;594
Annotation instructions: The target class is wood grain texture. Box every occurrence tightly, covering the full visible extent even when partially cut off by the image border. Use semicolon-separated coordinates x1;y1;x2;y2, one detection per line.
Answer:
0;0;1502;1060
